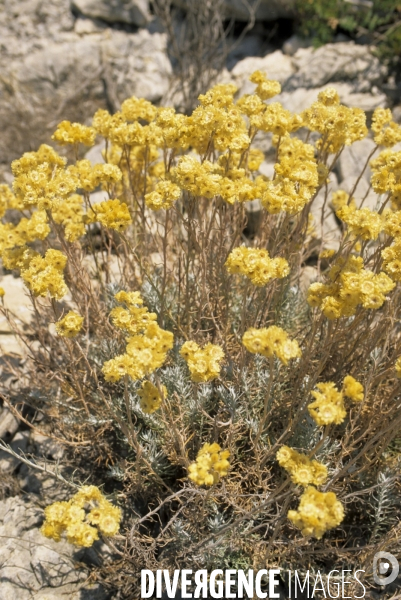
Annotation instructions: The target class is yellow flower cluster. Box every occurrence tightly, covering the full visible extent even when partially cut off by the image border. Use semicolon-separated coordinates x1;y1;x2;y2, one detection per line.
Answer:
251;102;302;137
41;485;121;547
171;156;224;199
383;209;401;237
336;205;383;240
371;149;401;209
225;247;289;286
52;194;86;242
12;144;78;211
308;376;363;426
331;189;356;212
188;442;230;486
242;326;301;365
52;121;96;146
308;382;346;426
395;356;401;378
180;341;224;382
382;239;401;281
121;96;158;122
21;249;68;300
249;70;281;100
87;199;132;232
0;210;50;255
0;183;24;214
307;255;395;319
288;486;344;539
0;287;4;297
342;375;364;402
110;290;157;334
137;380;166;414
74;160;122;193
261;137;318;214
145;180;181;210
302;87;367;154
371;108;401;147
276;446;328;486
102;291;173;382
55;311;84;338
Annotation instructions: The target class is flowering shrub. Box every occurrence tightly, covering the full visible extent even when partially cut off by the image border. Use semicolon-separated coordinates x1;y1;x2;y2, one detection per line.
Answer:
1;72;401;596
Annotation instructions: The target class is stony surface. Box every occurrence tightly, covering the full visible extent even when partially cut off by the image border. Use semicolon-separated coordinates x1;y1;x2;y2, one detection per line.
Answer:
286;42;387;92
0;0;171;165
72;0;151;27
0;496;111;599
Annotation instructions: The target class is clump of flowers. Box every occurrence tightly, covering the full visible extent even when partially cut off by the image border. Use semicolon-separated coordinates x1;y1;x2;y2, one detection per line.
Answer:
52;121;96;146
145;180;182;210
302;87;367;154
308;382;346;426
382;239;401;281
21;249;68;300
248;70;281;100
41;485;121;547
342;375;364;402
276;446;328;486
242;326;301;365
336;205;383;240
307;255;395;319
180;341;224;382
396;357;401;378
288;486;344;539
188;442;230;486
11;144;78;211
102;291;173;382
370;149;401;209
87;199;132;232
52;194;86;242
137;380;166;414
331;190;356;212
261;137;318;215
55;311;84;338
225;247;289;286
371;107;401;148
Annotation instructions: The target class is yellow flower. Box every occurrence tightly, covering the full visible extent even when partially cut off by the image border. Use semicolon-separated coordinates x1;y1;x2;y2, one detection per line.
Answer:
52;121;96;146
180;341;224;382
55;311;84;338
188;442;230;486
103;291;174;383
242;326;301;365
288;486;344;539
87;199;132;232
342;375;364;402
395;357;401;378
41;486;121;548
308;382;346;426
225;247;289;286
137;380;166;414
276;446;328;486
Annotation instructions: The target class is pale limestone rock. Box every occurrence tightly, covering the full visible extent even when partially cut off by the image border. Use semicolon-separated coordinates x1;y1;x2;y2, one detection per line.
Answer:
337;137;378;183
276;83;387;114
309;172;342;251
0;496;109;599
286;42;387;92
72;0;151;27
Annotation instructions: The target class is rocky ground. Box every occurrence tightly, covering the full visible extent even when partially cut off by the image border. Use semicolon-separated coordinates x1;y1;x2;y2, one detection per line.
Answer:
1;0;401;597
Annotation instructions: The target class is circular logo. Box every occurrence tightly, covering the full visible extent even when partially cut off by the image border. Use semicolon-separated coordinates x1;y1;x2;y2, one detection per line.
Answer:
373;552;399;586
